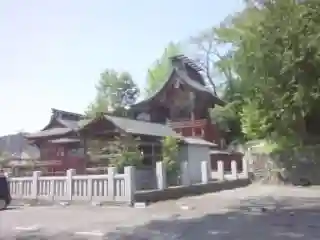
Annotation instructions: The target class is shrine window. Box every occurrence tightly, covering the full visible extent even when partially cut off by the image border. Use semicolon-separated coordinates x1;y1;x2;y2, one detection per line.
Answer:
68;147;85;157
40;144;59;160
139;142;162;167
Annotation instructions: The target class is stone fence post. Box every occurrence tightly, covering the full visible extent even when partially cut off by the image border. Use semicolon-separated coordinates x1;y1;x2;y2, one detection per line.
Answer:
231;160;238;179
242;156;249;178
107;167;116;200
217;160;224;180
156;161;166;190
31;171;41;199
201;161;209;183
124;166;136;205
66;169;75;201
180;161;191;186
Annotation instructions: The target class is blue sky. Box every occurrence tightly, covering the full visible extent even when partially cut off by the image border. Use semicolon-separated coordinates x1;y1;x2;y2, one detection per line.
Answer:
0;0;244;135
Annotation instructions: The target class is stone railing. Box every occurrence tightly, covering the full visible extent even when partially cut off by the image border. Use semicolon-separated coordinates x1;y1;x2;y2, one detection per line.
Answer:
154;158;248;189
9;166;135;205
210;159;248;181
8;157;249;204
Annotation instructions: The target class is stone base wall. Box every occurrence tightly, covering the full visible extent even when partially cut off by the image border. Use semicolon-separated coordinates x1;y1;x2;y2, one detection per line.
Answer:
244;146;320;185
134;179;251;203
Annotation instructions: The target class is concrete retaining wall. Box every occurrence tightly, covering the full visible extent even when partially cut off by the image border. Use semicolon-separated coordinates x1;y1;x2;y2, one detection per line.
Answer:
134;178;251;202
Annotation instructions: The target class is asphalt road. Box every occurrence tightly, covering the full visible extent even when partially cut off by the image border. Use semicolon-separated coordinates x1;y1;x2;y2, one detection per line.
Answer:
1;184;320;239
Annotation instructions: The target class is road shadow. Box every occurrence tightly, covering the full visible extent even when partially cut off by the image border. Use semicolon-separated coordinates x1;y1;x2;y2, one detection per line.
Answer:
8;195;320;239
1;206;22;211
104;196;320;240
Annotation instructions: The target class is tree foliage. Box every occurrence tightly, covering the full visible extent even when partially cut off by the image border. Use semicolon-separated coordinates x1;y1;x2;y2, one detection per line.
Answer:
237;0;320;143
86;69;139;117
145;42;182;96
199;0;320;147
190;30;223;94
107;136;143;171
162;136;180;176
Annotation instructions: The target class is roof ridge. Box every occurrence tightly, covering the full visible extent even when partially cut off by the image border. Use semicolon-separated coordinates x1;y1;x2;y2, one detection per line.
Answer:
130;69;176;108
51;108;84;117
170;54;203;72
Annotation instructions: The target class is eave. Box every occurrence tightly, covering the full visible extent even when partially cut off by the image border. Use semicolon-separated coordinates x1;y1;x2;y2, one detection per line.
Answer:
130;68;225;112
78;114;179;138
25;128;74;140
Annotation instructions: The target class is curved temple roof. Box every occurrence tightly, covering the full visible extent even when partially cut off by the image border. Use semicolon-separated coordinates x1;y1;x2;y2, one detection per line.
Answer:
131;55;225;110
25;128;73;139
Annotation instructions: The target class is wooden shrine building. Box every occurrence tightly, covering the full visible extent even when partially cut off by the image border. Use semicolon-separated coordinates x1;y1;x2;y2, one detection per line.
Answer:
129;55;225;144
25;55;240;174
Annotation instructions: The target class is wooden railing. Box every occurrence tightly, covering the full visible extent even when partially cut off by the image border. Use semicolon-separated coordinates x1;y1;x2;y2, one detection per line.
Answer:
167;119;207;138
167;119;207;128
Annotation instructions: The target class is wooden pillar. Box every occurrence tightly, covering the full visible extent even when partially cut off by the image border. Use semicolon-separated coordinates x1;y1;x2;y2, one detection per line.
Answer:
191;111;195;137
151;142;155;167
82;136;89;169
201;128;205;138
191;111;195;121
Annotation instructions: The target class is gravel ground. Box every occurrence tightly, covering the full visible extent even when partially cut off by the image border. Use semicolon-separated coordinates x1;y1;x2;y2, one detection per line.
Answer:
1;184;320;239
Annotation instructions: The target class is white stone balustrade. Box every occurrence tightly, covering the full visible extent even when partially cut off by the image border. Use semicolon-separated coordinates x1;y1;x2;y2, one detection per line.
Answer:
8;156;249;203
8;166;136;205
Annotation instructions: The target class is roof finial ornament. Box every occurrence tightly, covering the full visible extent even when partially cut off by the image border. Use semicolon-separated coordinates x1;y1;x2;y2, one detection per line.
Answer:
170;54;203;72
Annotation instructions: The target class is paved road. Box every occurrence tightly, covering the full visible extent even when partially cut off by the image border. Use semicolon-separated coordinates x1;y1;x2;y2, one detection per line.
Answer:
1;184;320;239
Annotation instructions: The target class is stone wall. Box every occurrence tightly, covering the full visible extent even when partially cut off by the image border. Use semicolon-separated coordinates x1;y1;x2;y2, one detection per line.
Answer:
244;146;320;185
135;178;251;202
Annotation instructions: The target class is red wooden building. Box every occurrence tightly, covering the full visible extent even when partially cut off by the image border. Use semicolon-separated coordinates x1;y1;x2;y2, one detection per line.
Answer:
130;55;225;144
25;55;240;173
26;109;86;174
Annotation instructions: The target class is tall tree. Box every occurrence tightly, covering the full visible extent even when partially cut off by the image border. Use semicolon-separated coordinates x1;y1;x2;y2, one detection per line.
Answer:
213;0;320;146
145;42;182;96
190;12;258;142
86;69;140;117
210;4;266;142
189;30;222;95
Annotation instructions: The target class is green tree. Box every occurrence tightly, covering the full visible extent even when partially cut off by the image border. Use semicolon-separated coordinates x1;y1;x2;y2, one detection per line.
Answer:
108;136;143;171
209;5;265;143
145;42;182;96
190;18;255;142
162;136;180;177
86;70;140;117
190;30;223;95
211;0;320;146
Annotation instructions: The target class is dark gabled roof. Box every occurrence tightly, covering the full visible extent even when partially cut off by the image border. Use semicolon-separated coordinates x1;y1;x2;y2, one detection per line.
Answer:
131;55;224;110
51;108;84;120
56;118;79;130
26;108;82;139
79;115;179;138
42;108;85;131
130;70;175;110
25;128;73;139
170;55;203;72
131;69;224;110
175;69;225;106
